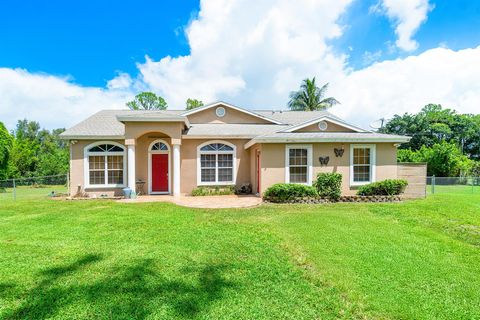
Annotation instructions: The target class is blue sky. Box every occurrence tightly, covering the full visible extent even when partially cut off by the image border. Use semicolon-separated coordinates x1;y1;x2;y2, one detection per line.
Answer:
334;0;480;68
1;0;478;86
0;0;198;86
1;0;480;129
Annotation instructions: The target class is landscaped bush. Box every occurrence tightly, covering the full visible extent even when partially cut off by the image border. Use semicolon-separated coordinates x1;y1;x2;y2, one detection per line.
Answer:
191;185;235;196
263;183;318;202
313;172;342;201
357;179;408;196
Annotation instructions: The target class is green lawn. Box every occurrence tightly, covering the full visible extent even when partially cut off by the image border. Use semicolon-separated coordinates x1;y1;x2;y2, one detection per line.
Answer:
1;193;479;319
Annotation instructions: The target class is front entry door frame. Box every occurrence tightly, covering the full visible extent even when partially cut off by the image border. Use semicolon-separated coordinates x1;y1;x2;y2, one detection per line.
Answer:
256;150;261;195
148;139;171;195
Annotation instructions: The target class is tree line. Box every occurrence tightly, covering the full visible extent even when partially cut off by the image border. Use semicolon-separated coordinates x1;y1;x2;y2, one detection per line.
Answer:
0;120;69;180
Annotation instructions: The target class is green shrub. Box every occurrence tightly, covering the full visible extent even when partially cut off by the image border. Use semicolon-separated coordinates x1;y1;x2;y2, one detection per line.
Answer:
263;183;318;202
191;185;235;196
313;172;342;201
357;179;408;196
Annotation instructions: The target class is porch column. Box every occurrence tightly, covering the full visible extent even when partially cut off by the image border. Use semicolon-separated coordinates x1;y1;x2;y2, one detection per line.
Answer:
126;140;136;191
172;143;181;197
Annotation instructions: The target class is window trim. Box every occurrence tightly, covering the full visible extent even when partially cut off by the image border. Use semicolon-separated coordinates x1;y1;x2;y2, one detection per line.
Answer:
196;140;236;186
83;141;126;189
285;144;313;185
350;144;376;186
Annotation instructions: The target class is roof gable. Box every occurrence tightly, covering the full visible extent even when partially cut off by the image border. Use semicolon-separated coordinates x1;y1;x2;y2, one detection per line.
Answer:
182;102;283;124
280;116;368;133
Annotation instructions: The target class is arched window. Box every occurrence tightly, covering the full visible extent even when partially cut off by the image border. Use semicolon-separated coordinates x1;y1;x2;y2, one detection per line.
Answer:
151;142;169;151
84;142;126;187
197;141;236;185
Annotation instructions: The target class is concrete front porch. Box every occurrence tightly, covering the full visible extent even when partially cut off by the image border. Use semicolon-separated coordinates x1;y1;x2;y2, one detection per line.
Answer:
117;194;262;209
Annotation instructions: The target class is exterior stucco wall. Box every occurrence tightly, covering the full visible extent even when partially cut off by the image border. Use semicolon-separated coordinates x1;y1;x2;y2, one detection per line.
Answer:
70;137;399;198
187;105;272;124
259;142;398;195
70;137;252;197
296;121;356;132
180;139;252;194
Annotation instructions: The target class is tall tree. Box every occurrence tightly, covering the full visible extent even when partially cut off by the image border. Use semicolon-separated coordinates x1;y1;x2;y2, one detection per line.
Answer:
186;98;204;110
0;122;13;179
126;92;167;110
288;78;339;111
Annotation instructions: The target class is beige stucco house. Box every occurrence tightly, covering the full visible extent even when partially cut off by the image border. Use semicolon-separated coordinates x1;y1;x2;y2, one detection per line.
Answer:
60;102;410;197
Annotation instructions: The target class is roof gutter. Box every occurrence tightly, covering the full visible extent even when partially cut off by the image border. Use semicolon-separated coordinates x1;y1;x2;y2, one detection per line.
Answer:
244;136;411;149
116;116;191;127
182;135;255;139
59;135;125;140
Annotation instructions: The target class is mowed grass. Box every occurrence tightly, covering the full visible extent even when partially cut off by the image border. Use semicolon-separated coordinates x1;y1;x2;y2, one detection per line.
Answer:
0;192;479;319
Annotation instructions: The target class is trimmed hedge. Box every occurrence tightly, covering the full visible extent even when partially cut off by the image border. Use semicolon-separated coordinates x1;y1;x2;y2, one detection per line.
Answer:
191;185;235;196
314;172;342;201
263;183;318;202
357;179;408;196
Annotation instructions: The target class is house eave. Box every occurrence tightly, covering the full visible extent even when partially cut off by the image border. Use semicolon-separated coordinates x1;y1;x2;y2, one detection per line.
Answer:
244;136;411;149
182;135;255;139
116;116;190;127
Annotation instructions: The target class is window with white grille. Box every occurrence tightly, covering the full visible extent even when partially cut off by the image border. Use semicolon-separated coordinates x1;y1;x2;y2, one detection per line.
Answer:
350;144;376;185
285;145;312;185
85;143;126;187
198;142;235;185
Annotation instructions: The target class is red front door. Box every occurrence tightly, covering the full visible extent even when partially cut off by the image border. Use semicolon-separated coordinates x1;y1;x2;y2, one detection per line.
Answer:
152;154;169;193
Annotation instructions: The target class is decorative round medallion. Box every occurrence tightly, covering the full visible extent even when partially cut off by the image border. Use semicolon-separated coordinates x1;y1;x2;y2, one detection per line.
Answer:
216;106;226;117
318;120;328;131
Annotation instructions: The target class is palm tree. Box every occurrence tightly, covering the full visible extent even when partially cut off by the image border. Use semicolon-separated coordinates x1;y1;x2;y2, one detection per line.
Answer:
288;77;339;111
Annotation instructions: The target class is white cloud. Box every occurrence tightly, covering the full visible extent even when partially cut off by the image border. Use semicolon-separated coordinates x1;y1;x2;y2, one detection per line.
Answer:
134;0;354;108
330;46;480;128
0;68;132;130
373;0;433;51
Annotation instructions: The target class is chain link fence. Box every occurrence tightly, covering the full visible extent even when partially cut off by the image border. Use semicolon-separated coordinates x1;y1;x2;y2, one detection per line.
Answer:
0;174;69;202
427;176;480;195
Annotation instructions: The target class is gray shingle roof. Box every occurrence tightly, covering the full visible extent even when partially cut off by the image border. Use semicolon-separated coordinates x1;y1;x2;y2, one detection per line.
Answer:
61;108;407;145
255;110;343;125
60;110;185;138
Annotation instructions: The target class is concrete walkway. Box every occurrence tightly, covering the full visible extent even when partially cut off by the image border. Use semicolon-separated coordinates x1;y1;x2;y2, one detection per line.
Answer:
118;194;262;209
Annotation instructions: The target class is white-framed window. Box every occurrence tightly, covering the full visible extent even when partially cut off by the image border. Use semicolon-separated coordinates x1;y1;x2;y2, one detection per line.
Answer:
197;141;236;185
350;144;376;186
84;141;126;188
285;144;313;185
